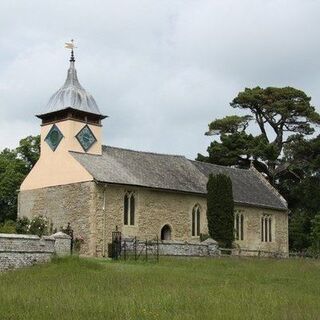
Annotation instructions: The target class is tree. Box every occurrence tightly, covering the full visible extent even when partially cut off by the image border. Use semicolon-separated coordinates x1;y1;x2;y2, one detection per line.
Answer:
310;214;320;253
289;209;312;251
199;87;320;251
199;87;320;183
207;173;234;248
16;135;40;171
0;136;40;222
0;149;27;222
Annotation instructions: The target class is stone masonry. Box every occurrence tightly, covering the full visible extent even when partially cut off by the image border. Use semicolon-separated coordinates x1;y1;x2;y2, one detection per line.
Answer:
18;181;288;257
122;238;220;257
19;182;96;255
0;232;71;271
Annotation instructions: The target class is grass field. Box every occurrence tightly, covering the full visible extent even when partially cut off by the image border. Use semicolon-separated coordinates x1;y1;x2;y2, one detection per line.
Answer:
0;256;319;320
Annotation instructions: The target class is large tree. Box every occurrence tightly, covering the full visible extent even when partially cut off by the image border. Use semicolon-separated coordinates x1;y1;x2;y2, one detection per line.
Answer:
199;87;320;251
281;135;320;210
282;134;320;250
0;136;40;222
198;87;320;184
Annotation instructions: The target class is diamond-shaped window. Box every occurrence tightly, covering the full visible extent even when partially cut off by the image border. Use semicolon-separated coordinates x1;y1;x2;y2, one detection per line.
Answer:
45;124;64;151
76;125;97;152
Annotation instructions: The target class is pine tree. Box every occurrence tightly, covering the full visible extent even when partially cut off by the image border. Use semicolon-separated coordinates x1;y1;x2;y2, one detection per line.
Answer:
207;173;234;248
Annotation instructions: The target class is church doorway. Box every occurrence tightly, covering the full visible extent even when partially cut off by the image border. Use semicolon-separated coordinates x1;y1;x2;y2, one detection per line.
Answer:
161;224;172;240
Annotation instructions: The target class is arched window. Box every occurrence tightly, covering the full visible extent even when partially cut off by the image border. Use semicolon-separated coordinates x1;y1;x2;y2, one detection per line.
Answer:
261;215;272;242
124;194;129;225
161;224;172;240
130;194;135;225
192;205;201;237
124;192;135;226
234;211;244;240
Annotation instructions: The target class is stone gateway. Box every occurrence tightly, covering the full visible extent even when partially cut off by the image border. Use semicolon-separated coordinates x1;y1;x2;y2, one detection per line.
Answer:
18;49;289;257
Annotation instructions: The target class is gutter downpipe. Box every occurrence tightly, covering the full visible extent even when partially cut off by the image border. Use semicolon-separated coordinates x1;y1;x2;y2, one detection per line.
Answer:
102;183;107;257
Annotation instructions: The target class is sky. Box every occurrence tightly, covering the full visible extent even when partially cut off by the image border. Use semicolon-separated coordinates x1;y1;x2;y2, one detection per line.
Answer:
0;0;320;159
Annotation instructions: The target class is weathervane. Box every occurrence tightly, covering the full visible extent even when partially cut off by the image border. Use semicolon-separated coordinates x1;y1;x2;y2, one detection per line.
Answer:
65;39;77;62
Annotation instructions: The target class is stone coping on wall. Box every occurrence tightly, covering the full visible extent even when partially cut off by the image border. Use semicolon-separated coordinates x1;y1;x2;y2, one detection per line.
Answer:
123;238;217;245
0;233;41;240
51;231;71;239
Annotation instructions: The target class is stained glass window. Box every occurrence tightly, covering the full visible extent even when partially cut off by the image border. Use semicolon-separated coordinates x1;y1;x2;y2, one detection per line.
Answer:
76;125;97;152
45;124;63;151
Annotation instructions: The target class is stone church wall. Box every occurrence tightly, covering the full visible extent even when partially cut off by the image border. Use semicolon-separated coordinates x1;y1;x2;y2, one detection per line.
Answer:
94;184;288;257
93;184;209;257
18;182;97;255
19;182;288;257
234;206;288;254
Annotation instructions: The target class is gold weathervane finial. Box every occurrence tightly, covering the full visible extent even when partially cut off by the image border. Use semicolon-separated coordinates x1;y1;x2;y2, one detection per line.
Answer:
65;39;77;62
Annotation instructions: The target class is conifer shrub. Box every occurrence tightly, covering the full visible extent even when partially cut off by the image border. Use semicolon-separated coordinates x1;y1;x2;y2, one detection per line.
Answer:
207;173;234;248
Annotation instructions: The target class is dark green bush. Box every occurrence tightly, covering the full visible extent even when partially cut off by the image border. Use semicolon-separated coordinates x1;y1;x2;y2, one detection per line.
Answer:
207;173;234;248
16;216;30;234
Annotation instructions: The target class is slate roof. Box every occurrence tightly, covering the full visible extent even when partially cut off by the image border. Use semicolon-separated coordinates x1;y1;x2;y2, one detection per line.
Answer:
71;145;287;211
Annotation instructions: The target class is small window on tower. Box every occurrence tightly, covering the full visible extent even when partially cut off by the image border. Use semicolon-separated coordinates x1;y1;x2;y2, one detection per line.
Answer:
45;124;64;151
76;125;97;152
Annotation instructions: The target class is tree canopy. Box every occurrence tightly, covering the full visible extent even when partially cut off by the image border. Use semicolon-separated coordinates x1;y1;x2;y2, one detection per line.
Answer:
199;86;320;183
0;136;40;222
199;86;320;252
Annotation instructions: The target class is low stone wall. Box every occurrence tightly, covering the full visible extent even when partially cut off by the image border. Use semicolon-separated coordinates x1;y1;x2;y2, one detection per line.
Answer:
122;238;220;257
0;232;71;271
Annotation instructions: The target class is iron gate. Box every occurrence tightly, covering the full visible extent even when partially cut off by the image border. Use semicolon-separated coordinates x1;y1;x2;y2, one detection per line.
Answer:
111;231;122;259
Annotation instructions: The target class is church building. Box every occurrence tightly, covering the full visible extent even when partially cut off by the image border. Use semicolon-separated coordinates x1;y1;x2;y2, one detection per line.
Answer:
18;49;289;256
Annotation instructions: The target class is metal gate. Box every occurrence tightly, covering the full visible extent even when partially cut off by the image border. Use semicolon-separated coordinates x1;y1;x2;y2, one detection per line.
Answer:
111;231;122;259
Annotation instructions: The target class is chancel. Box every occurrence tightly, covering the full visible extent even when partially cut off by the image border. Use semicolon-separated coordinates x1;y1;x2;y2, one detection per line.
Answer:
18;43;289;256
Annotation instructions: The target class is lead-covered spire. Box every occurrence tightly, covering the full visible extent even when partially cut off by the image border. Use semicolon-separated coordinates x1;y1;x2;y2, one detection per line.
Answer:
37;40;105;117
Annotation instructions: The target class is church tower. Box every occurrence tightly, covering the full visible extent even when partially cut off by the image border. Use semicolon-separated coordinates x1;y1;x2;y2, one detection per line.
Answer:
20;42;106;191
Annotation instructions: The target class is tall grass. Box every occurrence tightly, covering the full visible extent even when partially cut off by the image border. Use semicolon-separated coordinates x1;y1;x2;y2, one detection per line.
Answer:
0;256;319;320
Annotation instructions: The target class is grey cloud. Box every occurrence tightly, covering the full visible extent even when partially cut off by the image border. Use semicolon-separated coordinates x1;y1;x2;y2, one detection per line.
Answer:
0;0;319;158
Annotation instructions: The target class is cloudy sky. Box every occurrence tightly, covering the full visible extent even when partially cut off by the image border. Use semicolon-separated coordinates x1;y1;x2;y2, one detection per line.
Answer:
1;0;320;159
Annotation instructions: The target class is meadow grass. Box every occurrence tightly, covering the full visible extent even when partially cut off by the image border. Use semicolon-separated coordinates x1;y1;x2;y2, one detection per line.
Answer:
0;256;319;320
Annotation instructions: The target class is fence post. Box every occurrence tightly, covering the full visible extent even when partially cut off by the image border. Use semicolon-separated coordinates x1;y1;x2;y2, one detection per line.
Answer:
70;229;74;255
145;239;148;261
156;235;159;263
134;236;137;261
